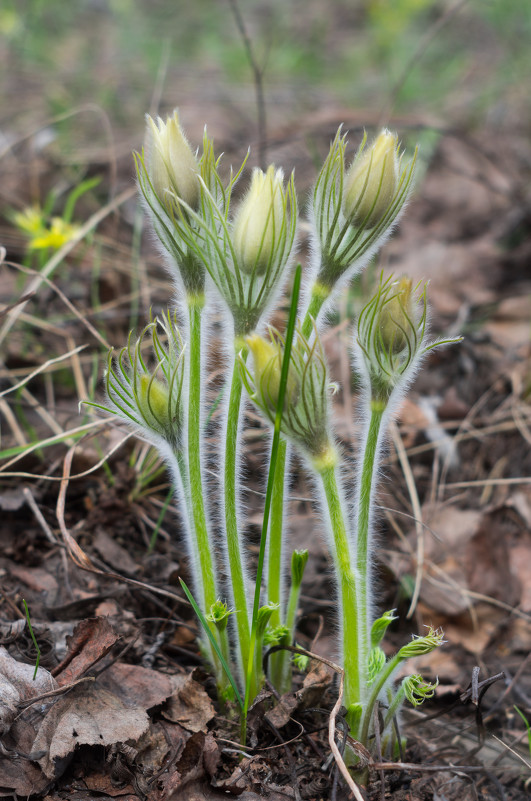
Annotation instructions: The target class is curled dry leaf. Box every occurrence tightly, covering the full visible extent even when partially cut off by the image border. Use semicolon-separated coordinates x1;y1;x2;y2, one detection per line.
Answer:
32;683;150;779
52;617;119;685
162;672;216;733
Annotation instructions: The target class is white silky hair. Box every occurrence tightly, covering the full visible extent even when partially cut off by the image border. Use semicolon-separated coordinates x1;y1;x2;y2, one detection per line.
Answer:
350;317;434;635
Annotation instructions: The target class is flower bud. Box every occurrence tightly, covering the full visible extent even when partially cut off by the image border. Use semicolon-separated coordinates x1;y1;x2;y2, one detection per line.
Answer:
370;609;398;649
138;374;171;429
344;130;399;228
290;549;309;589
246;333;298;410
379;277;414;354
146;111;200;211
232;165;285;276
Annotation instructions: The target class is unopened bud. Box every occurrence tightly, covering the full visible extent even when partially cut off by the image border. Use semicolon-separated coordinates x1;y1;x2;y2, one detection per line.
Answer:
344;130;399;228
146;111;200;210
291;549;309;588
232;166;285;276
379;277;414;353
139;374;171;429
246;333;298;410
370;609;398;649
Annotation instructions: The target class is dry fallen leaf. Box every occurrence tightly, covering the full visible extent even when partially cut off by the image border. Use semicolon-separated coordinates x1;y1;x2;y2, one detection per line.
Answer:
52;617;119;685
162;672;216;733
33;683;150;779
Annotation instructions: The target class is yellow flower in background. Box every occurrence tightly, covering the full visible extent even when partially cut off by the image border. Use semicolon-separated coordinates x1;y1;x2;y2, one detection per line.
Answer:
13;207;80;251
29;217;80;250
13;207;45;237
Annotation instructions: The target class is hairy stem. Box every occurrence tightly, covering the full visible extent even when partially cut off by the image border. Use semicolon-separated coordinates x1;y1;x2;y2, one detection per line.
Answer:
187;297;229;685
224;347;252;689
318;460;362;726
267;439;288;688
356;401;385;659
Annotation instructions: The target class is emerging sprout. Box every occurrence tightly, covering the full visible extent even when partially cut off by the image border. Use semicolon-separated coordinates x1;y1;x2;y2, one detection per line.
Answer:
206;600;233;633
370;609;398;649
397;627;445;660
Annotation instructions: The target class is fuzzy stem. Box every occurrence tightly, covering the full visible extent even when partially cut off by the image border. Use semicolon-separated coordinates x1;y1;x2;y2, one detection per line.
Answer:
360;652;401;745
317;460;362;726
187;297;229;687
267;439;288;688
301;281;331;338
187;298;218;613
268;440;288;628
276;559;304;694
224;347;252;689
356;401;385;660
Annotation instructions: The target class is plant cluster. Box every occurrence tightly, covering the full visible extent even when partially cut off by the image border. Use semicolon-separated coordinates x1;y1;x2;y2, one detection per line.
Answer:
88;110;460;766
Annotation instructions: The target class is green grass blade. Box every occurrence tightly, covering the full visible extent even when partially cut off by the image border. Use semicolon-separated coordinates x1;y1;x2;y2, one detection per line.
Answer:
243;264;302;730
179;577;244;711
23;599;41;680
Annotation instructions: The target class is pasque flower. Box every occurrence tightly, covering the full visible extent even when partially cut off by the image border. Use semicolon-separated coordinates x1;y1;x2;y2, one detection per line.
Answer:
343;129;399;228
232;166;286;276
147;110;200;211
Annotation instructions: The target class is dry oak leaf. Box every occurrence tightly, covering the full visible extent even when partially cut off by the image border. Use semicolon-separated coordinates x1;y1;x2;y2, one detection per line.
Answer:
162;673;216;733
33;683;149;779
52;617;119;686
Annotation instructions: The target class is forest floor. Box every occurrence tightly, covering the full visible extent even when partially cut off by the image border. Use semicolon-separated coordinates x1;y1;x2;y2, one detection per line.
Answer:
1;8;531;795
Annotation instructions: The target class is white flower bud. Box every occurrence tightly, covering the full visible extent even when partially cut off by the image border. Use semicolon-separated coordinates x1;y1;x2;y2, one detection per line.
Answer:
232;166;285;275
344;130;399;228
146;111;200;210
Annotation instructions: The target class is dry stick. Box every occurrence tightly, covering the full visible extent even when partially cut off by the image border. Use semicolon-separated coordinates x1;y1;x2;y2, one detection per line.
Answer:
56;441;191;607
227;0;267;169
0;345;87;399
0;420;125;475
265;644;367;801
5;261;111;348
389;421;424;619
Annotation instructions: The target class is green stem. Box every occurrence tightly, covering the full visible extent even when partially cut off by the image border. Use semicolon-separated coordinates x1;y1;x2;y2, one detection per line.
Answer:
301;281;331;338
276;566;303;694
360;653;401;745
267;438;288;689
224;348;252;686
356;401;385;661
268;440;288;628
187;297;229;686
318;460;362;723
